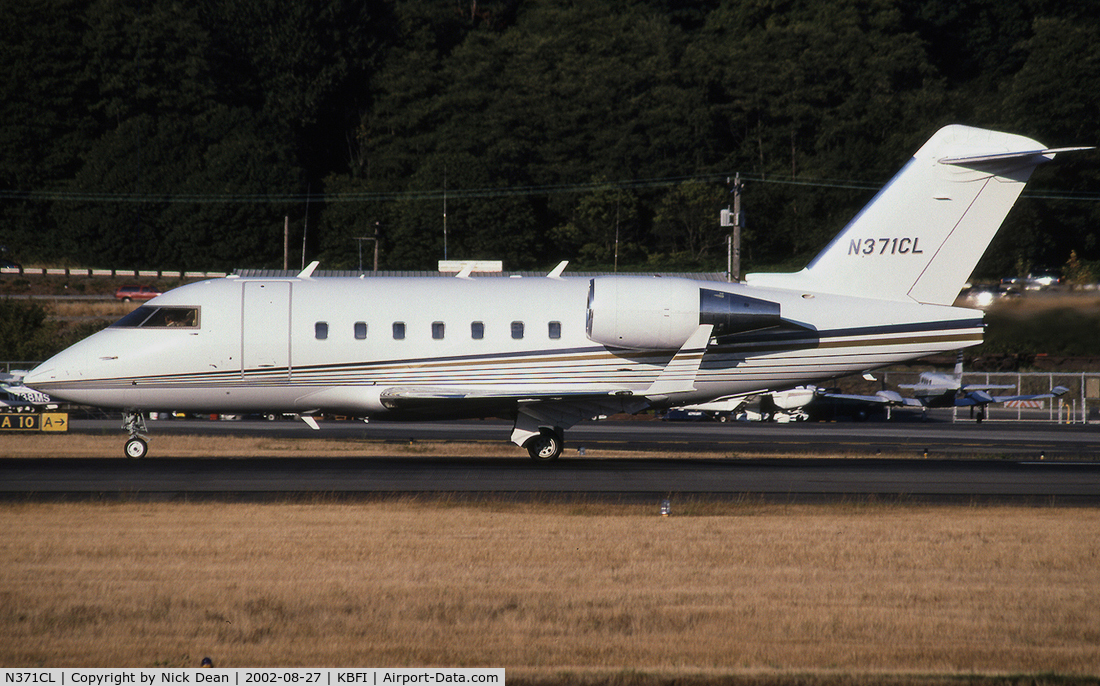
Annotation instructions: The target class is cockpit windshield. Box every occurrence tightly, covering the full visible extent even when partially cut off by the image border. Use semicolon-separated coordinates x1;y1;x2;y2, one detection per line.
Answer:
111;306;200;329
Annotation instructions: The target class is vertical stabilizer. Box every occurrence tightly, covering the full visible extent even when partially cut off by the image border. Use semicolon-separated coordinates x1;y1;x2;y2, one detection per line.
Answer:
747;126;1069;305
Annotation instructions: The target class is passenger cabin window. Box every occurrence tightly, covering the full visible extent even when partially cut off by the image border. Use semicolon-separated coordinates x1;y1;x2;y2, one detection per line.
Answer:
393;322;406;340
315;322;328;340
354;322;367;340
111;306;199;329
511;321;524;339
432;322;445;340
471;322;484;340
548;321;562;339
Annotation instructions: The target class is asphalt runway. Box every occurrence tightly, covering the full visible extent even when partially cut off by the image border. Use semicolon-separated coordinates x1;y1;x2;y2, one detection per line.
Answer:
3;416;1099;503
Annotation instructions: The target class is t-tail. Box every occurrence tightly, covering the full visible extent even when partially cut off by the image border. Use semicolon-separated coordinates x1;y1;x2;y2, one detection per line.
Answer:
747;125;1091;305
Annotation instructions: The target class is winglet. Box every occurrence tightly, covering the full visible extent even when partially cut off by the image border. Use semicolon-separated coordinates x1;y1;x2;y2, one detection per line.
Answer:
643;324;713;400
299;415;320;430
298;261;320;278
456;263;474;279
547;261;569;279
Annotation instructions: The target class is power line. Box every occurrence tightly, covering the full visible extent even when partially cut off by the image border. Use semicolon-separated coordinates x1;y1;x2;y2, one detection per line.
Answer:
1;173;1097;204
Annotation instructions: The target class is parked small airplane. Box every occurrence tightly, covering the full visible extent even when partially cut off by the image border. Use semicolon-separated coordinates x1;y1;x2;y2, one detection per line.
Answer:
0;371;59;412
675;386;818;422
821;354;1068;421
24;126;1090;458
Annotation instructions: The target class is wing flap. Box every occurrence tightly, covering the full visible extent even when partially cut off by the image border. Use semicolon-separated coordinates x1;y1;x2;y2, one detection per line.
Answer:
379;385;634;408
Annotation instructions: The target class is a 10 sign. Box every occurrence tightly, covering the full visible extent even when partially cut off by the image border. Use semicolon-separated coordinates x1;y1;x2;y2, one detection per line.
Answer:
0;413;68;432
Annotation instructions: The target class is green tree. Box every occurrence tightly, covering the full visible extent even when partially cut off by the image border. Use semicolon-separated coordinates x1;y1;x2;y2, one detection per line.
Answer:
688;0;945;266
550;181;641;270
653;179;727;265
984;14;1100;277
0;0;98;262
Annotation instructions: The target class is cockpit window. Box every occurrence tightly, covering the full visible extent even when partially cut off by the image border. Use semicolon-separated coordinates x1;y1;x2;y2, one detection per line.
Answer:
111;306;199;328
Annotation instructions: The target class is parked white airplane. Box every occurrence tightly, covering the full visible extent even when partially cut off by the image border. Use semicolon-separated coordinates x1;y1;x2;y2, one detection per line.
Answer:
675;386;818;422
0;371;59;412
24;126;1090;458
821;354;1068;421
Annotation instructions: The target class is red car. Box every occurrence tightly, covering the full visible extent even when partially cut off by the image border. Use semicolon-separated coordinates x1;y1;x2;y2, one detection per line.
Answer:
114;285;162;302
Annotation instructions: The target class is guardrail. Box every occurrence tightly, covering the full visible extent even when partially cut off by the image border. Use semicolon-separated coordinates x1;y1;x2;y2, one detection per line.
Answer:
0;267;227;278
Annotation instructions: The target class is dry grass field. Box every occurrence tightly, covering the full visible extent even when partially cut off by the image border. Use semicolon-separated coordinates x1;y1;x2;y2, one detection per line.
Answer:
0;432;534;459
47;300;134;320
2;498;1099;683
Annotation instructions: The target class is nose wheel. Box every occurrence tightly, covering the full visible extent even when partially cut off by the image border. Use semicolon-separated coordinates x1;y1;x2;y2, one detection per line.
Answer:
122;412;149;458
125;436;148;459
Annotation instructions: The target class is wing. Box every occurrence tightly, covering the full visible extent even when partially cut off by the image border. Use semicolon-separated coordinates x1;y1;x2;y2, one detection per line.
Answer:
957;386;1069;407
959;383;1018;392
369;385;650;448
381;324;717;448
816;389;925;407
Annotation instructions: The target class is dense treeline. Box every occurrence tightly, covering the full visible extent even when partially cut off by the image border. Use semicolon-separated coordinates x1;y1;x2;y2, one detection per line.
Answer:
2;0;1098;276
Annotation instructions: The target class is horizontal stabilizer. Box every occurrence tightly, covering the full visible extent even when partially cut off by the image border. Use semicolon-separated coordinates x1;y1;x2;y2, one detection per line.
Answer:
940;147;1093;166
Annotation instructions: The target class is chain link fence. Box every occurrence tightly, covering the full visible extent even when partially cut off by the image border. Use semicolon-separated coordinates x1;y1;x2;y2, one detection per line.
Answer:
872;370;1097;423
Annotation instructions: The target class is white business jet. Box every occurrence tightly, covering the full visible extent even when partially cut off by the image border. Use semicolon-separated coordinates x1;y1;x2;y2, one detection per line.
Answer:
24;126;1090;459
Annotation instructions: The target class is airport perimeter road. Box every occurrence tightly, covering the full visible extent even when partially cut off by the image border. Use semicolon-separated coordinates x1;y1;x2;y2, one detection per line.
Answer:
72;416;1100;459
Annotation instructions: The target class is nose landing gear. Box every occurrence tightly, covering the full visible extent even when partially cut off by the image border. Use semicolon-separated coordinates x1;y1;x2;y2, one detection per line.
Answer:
122;412;149;458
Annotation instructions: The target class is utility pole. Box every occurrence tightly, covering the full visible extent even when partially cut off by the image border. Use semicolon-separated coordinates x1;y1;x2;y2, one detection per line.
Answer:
373;221;379;272
443;167;448;261
301;185;311;270
721;173;744;282
352;223;380;273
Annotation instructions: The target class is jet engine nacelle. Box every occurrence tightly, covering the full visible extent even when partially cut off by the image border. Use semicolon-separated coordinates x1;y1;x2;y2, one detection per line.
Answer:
586;277;782;350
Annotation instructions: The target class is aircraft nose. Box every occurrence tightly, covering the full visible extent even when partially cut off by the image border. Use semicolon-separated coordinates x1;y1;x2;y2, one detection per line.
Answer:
22;343;91;394
23;359;70;392
22;365;51;389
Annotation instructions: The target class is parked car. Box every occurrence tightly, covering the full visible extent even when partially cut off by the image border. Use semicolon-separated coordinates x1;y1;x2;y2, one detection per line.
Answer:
114;285;162;301
960;284;1019;309
1024;270;1062;290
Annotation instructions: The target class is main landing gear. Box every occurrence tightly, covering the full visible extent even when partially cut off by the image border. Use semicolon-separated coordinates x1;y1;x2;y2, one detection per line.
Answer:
122;411;149;459
524;427;564;461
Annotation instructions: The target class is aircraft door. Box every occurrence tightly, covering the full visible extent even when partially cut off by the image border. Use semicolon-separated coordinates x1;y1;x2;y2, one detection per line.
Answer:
242;281;291;375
